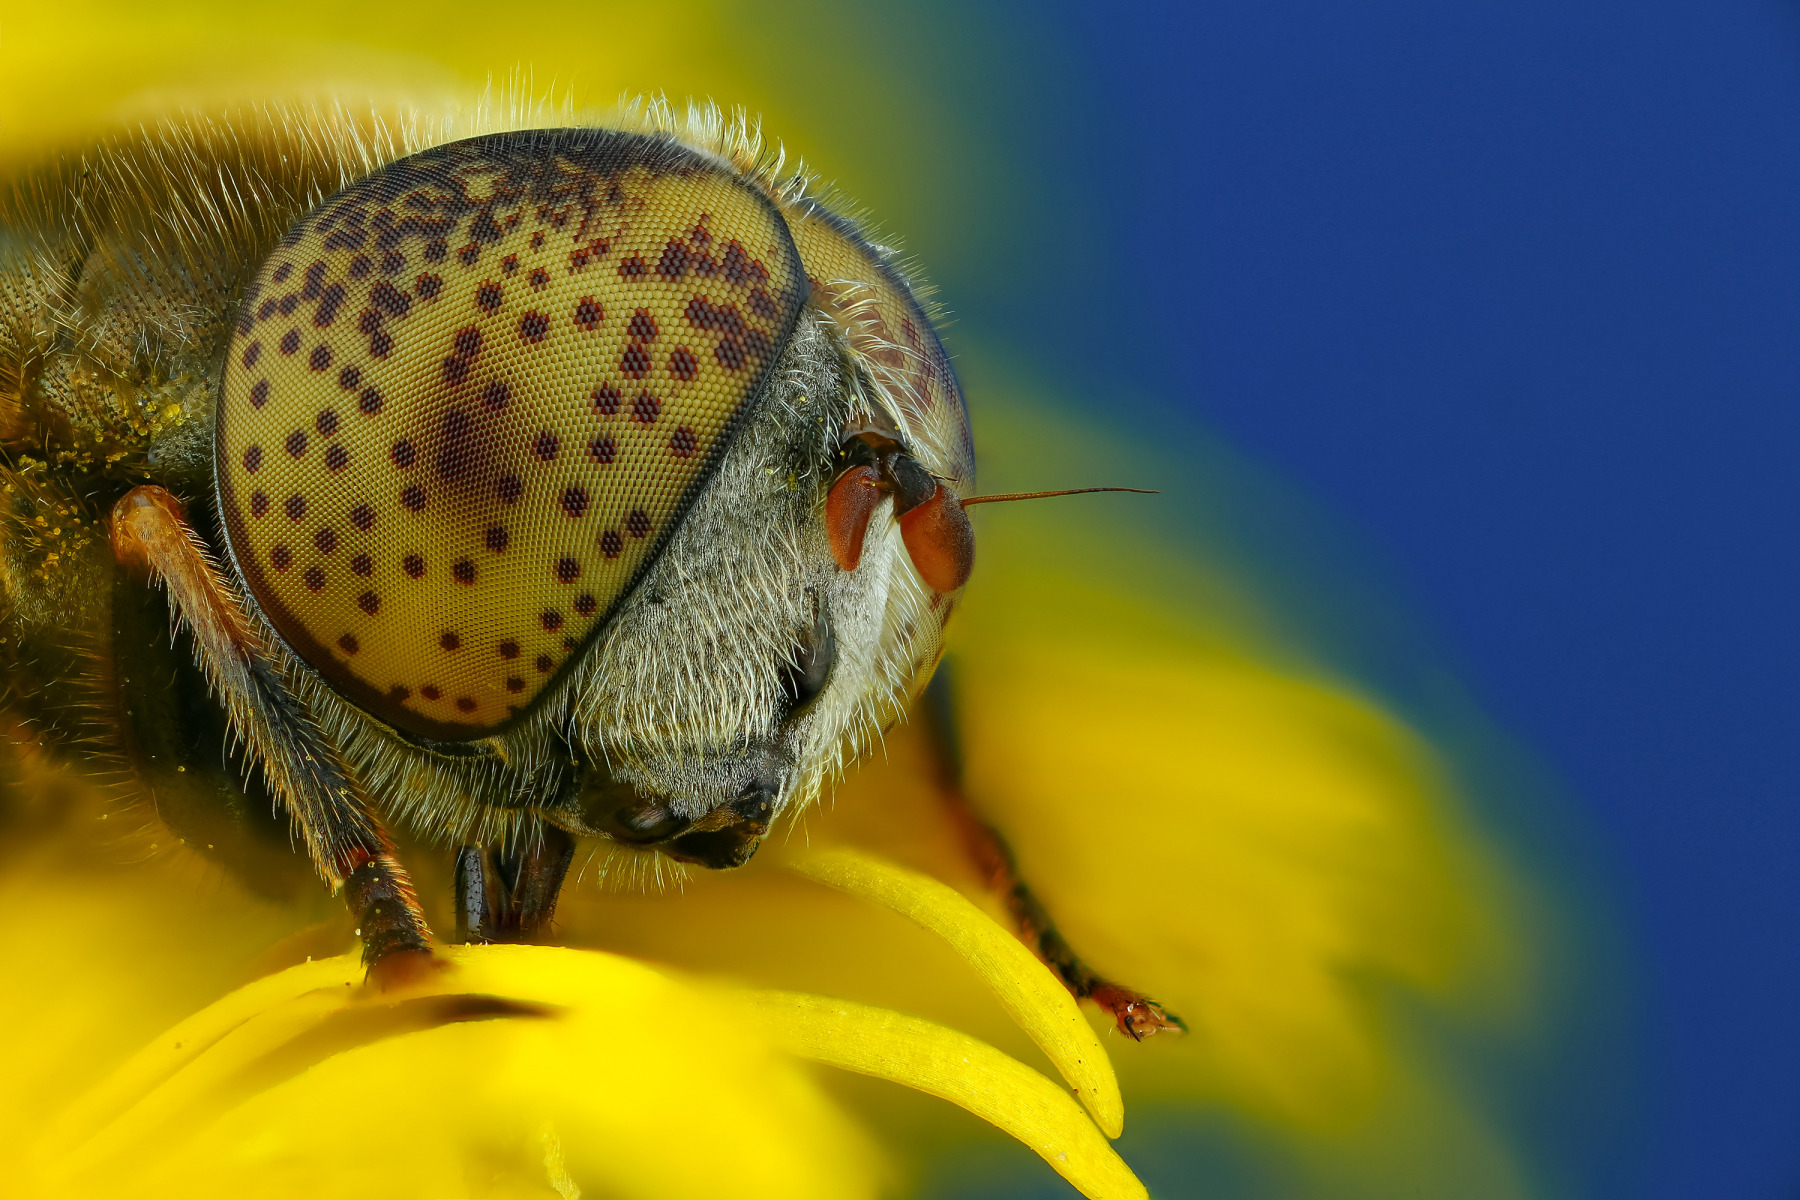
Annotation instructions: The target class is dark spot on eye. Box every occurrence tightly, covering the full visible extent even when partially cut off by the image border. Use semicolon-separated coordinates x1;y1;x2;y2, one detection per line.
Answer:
486;526;510;552
618;256;646;277
600;530;622;558
620;344;650;378
360;386;384;415
338;365;361;391
270;545;292;571
442;357;470;385
498;640;520;659
555;557;580;582
303;566;326;592
314;284;346;327
496;474;523;504
562;636;578;652
588;436;616;464
257;299;277;321
359;590;381;613
456;696;477;712
350;503;375;530
279;330;301;355
351;553;373;576
657;240;689;278
626;509;651;538
560;486;588;518
425;239;447;262
314;527;337;555
401;484;426;511
458;244;479;266
272;262;293;283
422;684;442;700
541;610;564;631
669;426;697;458
249;380;270;408
529;268;549;290
506;677;524;693
481;380;510;410
285;429;308;457
416;273;442;299
325;445;349;472
574;296;603;329
316;409;340;436
391;439;416;467
631;393;660;424
242;342;262;368
453;558;475;584
628;310;658;341
403;553;425;578
668;346;698;381
519;311;549;342
531;231;546;249
347;256;372;279
278;294;300;316
338;633;359;655
250;491;269;517
534;431;560;461
243;445;264;473
574;593;596;616
716;339;746;370
592;384;620;414
285;494;306;521
370;280;411;318
370;330;393;358
535;654;554;673
303;261;327;299
382;251;405;274
502;254;519;275
476;281;503;312
440;631;461;651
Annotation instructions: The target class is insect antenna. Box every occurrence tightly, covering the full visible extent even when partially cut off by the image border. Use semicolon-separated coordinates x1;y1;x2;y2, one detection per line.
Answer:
958;487;1158;507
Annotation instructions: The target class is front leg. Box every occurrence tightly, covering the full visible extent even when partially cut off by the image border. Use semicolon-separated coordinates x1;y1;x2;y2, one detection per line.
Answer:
922;672;1184;1040
455;823;576;944
111;486;432;980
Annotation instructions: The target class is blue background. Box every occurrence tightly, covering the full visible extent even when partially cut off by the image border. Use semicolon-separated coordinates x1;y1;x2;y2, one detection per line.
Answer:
887;1;1800;1195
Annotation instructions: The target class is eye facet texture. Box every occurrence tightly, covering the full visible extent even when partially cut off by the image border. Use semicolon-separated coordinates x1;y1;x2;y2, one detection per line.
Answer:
216;130;807;740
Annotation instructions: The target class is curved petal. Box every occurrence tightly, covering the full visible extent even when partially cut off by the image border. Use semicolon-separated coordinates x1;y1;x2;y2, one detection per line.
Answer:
789;845;1124;1137
741;990;1145;1200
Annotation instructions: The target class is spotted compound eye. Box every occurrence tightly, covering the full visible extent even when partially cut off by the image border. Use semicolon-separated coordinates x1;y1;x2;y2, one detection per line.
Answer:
216;130;807;739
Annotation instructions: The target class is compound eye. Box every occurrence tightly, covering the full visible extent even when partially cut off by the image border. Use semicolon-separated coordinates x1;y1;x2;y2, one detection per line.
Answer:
214;130;807;739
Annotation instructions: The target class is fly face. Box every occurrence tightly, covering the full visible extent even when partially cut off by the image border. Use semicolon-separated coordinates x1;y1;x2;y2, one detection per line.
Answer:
207;125;974;891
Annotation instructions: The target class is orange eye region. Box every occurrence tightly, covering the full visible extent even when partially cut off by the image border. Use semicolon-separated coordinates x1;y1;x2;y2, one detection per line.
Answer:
825;464;883;571
215;130;807;740
899;484;975;594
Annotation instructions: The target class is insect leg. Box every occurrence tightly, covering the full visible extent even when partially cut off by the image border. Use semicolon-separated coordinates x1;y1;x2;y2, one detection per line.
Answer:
454;824;575;944
111;485;432;979
921;671;1185;1040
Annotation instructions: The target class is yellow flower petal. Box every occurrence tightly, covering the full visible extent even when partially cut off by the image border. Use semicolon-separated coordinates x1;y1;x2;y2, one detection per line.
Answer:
789;845;1125;1138
742;989;1146;1200
26;945;885;1200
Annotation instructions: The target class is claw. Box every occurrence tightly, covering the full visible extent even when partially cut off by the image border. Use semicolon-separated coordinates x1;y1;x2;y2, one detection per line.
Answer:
1089;983;1186;1040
